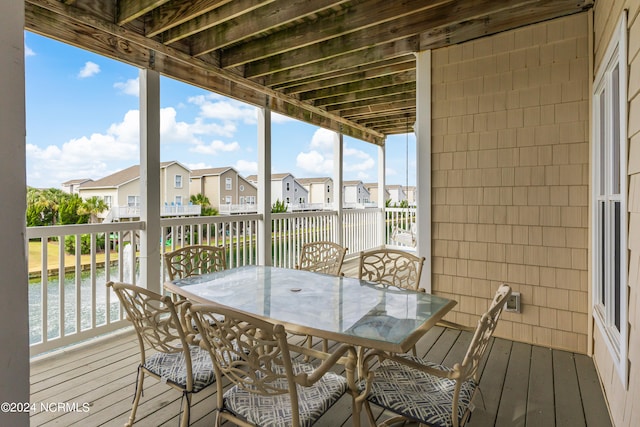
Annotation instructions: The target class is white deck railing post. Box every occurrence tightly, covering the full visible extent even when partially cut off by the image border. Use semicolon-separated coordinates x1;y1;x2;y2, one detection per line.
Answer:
139;68;162;293
0;2;29;422
415;50;432;293
258;103;272;266
334;131;344;245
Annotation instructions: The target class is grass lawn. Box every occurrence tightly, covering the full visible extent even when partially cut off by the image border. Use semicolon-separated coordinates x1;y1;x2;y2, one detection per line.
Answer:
28;240;117;274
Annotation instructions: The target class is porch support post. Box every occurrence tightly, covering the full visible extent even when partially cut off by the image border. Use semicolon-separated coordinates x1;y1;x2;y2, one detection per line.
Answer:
378;141;386;248
415;50;432;292
0;2;29;423
139;69;162;293
258;104;272;266
333;131;344;245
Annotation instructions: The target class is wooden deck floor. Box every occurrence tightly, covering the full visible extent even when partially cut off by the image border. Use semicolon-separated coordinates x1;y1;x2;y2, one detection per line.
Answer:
29;259;612;426
30;325;612;427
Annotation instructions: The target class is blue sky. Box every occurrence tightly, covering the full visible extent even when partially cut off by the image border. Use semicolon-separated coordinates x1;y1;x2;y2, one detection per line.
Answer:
24;32;416;189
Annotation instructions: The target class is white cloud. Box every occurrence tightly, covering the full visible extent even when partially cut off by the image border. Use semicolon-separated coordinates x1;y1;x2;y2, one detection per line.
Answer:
386;166;397;176
272;112;296;124
187;162;213;170
25;44;35;57
189;95;256;124
78;61;100;78
296;150;333;174
191;140;240;155
344;146;375;172
114;77;139;96
235;159;258;175
310;128;337;152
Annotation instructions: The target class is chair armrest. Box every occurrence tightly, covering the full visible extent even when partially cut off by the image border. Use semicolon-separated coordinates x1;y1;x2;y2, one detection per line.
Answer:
361;349;458;381
436;319;475;332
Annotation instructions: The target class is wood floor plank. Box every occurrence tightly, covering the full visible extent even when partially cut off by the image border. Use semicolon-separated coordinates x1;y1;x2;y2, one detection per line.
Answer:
526;345;555;427
495;342;531;427
466;338;512;427
553;350;586;427
29;322;612;427
574;353;613;427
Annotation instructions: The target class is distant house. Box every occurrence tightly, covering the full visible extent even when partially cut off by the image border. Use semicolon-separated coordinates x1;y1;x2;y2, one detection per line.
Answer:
246;173;308;206
190;167;257;212
297;177;333;205
364;182;390;205
403;186;417;205
61;178;93;195
343;180;370;205
78;161;198;221
386;184;407;205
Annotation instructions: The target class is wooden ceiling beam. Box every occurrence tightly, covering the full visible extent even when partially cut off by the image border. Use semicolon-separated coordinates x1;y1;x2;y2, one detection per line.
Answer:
281;60;415;94
245;37;418;79
266;55;414;89
158;0;273;43
219;0;450;66
116;0;170;25
313;82;415;108
25;0;384;145
144;0;232;38
299;71;414;102
335;97;416;116
190;0;349;57
419;0;594;51
231;0;544;74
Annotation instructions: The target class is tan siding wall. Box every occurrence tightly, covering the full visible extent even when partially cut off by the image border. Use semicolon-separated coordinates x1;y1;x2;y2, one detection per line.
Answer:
594;1;640;426
431;13;590;353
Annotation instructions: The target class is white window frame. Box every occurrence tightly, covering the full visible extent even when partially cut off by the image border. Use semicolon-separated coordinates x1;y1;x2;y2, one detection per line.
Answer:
175;196;182;206
225;177;232;190
592;12;628;387
174;174;182;188
103;195;112;208
225;196;232;204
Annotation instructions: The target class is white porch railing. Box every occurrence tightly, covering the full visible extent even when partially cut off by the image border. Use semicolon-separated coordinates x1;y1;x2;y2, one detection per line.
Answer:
343;208;384;254
26;221;143;356
105;204;201;221
271;211;339;269
385;207;417;248
26;207;411;356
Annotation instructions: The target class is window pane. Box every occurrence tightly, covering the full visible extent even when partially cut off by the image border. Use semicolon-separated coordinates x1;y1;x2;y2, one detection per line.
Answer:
615;201;621;331
599;91;606;195
612;65;621;194
601;202;606;305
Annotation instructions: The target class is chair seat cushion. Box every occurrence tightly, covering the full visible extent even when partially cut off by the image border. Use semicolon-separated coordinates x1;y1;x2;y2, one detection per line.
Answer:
223;361;348;427
364;355;476;427
143;345;215;392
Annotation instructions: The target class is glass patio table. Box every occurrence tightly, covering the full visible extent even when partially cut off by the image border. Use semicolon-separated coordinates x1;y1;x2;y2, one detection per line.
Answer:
165;265;457;354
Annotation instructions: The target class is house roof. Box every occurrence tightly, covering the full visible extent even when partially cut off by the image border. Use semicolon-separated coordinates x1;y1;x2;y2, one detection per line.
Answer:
62;178;92;186
80;161;186;189
297;177;332;184
24;1;593;144
245;173;293;182
190;167;233;178
343;180;364;186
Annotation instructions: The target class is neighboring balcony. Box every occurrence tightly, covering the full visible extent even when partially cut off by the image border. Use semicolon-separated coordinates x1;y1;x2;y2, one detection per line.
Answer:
102;204;202;222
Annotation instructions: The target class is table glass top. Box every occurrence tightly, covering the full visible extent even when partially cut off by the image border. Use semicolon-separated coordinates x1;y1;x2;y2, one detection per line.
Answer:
171;265;455;349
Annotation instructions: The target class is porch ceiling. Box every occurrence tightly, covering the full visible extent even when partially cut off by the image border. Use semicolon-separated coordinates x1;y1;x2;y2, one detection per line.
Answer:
25;0;593;145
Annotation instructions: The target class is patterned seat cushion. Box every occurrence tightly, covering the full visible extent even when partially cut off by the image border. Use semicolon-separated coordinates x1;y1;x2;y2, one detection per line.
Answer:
143;345;215;393
223;361;348;427
364;355;476;427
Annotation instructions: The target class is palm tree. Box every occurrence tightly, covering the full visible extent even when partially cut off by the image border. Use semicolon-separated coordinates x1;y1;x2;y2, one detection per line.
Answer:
190;193;218;216
77;196;108;224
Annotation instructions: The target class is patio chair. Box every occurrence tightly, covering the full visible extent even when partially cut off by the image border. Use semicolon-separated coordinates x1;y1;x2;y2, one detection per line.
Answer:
358;248;425;291
360;284;512;427
164;244;227;281
295;240;347;353
107;281;215;427
296;240;347;276
188;302;361;427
